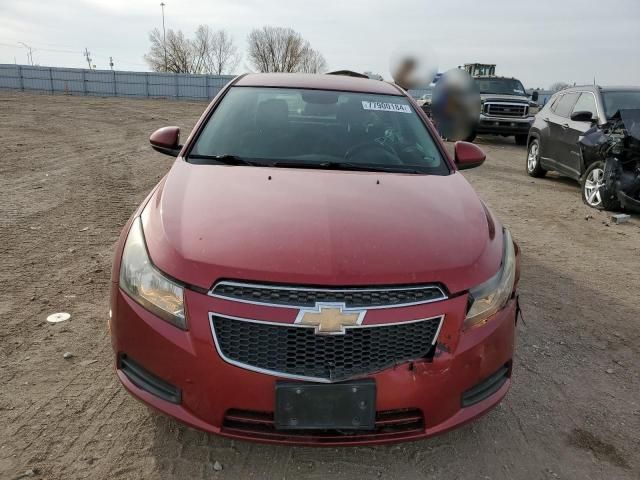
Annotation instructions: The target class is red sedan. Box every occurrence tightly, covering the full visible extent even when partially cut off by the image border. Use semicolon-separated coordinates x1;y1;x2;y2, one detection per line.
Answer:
110;73;520;445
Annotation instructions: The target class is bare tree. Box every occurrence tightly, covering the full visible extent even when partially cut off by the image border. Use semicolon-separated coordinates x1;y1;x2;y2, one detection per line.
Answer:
298;48;327;74
208;30;241;75
145;25;241;74
247;26;327;73
550;82;570;92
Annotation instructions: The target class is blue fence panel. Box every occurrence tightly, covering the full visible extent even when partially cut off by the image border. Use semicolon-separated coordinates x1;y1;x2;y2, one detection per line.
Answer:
85;69;116;95
0;65;425;102
115;71;148;97
21;66;53;92
51;68;84;94
147;72;178;98
0;64;21;89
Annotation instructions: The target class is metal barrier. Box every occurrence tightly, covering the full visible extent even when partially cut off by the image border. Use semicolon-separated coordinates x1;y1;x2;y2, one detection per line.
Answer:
0;64;427;101
0;64;234;101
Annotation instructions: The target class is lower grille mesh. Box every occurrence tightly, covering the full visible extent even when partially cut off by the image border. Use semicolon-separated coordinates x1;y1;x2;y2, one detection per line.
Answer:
211;315;442;382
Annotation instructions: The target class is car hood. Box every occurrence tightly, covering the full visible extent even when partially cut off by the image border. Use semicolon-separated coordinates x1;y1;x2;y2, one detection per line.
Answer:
141;160;503;294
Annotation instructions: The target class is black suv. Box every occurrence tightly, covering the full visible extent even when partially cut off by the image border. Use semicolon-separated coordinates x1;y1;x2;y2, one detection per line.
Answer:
526;85;640;208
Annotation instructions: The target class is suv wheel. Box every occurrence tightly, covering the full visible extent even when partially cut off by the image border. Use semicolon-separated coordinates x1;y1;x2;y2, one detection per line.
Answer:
526;139;547;178
581;161;620;210
515;134;528;146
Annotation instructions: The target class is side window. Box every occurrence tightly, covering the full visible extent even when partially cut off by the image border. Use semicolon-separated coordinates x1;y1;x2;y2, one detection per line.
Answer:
554;92;580;118
549;94;562;112
571;93;597;117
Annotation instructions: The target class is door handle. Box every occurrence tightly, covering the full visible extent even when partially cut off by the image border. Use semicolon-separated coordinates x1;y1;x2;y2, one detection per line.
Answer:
561;123;569;129
543;117;550;122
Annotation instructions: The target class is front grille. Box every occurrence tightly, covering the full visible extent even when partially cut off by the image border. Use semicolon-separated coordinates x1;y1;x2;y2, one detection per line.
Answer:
210;281;446;309
210;314;443;382
484;102;528;117
222;408;424;444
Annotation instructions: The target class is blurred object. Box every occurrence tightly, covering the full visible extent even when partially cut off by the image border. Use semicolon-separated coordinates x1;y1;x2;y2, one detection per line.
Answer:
390;45;438;90
431;69;480;141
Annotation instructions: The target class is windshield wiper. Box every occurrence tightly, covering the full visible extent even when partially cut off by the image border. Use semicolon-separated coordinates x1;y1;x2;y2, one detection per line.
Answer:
188;154;262;166
271;161;424;174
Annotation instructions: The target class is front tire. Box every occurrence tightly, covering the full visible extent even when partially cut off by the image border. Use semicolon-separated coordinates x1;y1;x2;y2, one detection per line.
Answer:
526;139;547;178
515;134;528;146
581;161;620;210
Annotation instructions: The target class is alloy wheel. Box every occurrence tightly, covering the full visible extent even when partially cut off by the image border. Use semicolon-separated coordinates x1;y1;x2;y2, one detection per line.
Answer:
584;167;604;207
527;142;539;172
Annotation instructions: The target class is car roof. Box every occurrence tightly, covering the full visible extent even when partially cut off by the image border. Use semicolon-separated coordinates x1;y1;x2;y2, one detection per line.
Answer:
235;73;404;96
559;85;640;94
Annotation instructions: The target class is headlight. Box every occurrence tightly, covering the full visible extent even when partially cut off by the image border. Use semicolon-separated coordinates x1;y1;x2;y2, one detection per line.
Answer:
119;217;186;329
464;229;516;329
529;103;539;116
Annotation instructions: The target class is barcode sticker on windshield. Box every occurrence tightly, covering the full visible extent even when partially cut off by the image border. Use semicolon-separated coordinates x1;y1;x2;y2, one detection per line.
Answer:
362;101;412;113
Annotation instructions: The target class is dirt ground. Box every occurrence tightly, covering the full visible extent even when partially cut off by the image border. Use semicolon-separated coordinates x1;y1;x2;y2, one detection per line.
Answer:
1;91;638;480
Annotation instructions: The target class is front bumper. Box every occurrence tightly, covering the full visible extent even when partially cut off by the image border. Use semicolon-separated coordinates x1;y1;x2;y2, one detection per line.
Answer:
110;284;516;446
476;114;534;135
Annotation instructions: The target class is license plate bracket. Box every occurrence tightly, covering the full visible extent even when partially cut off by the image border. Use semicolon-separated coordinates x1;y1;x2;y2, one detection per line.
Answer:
275;379;376;430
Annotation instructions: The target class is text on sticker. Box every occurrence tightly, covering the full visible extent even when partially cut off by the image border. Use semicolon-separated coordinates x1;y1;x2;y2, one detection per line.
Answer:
362;101;412;113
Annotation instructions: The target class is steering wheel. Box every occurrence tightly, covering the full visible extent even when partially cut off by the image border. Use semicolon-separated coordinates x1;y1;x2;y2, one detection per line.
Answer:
344;141;402;164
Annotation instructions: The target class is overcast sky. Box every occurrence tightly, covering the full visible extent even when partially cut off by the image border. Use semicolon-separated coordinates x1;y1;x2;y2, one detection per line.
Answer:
1;0;638;89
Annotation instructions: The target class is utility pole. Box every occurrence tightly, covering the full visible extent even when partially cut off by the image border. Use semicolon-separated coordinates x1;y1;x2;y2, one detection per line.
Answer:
109;56;114;70
18;42;34;65
83;48;92;69
160;2;167;72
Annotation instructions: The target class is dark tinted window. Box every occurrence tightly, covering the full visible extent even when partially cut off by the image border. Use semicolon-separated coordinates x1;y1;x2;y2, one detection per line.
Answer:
190;87;448;175
572;93;598;117
554;92;580;118
602;91;640;118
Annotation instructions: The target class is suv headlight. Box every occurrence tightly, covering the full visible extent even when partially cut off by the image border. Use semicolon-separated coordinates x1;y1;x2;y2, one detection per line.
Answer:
119;217;186;329
464;229;516;329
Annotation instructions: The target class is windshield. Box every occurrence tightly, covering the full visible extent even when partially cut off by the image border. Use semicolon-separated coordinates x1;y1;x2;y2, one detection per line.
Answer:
602;91;640;119
474;78;527;96
189;87;448;175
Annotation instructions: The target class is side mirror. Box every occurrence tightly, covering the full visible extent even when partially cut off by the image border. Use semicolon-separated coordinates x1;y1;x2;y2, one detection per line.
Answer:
150;126;182;157
531;91;539;102
454;141;486;170
570;111;597;123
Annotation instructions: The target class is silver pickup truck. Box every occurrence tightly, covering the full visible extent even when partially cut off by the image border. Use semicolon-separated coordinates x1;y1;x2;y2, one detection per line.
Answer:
471;76;539;145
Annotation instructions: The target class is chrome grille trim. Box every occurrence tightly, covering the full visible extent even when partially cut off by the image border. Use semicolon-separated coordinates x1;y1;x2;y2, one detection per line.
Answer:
484;102;528;118
209;312;445;383
208;281;448;310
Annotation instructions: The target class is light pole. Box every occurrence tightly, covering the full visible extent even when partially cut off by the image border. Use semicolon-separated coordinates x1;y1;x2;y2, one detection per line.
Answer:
160;2;167;72
18;42;34;66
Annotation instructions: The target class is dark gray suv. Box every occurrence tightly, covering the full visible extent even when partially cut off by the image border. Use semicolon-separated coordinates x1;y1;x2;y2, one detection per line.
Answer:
526;85;640;208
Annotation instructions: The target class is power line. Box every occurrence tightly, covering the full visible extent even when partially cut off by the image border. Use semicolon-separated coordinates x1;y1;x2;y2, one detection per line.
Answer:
0;40;148;69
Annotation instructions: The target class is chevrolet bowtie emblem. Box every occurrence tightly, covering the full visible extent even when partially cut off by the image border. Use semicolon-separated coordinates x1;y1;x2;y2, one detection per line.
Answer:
295;303;366;335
